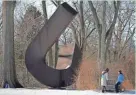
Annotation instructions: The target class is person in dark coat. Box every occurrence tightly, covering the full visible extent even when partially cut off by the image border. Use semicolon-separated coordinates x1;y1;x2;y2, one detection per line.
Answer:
3;81;10;88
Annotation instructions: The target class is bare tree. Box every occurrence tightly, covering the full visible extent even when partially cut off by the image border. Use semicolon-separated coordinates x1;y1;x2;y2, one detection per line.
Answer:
88;1;120;70
113;2;135;62
2;0;23;88
69;1;96;59
59;29;74;45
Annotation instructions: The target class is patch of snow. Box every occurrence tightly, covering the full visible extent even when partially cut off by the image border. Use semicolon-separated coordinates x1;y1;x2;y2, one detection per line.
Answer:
0;89;135;95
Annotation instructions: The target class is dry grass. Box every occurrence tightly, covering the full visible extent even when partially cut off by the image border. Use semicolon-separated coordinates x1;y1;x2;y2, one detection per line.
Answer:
75;56;135;90
75;59;99;90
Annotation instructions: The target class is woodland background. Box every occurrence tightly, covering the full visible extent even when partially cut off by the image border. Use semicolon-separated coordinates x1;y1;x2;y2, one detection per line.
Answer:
0;0;135;90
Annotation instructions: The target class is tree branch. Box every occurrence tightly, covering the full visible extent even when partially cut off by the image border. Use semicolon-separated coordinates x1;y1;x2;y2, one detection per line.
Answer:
105;1;120;40
88;1;101;32
120;28;135;56
124;28;135;46
114;30;118;39
70;23;80;47
86;28;96;39
42;0;48;22
80;1;85;51
51;0;58;7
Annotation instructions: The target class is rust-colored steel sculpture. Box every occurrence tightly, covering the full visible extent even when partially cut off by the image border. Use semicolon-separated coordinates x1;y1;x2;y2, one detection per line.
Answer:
25;2;81;88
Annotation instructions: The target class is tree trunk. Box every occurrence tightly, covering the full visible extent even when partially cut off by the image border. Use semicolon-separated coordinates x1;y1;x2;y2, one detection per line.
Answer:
2;1;23;88
80;1;86;55
89;1;120;70
42;1;48;22
88;1;103;71
100;1;106;69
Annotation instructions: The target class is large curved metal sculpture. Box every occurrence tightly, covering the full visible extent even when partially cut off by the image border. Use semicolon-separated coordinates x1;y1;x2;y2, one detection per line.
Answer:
25;2;81;88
